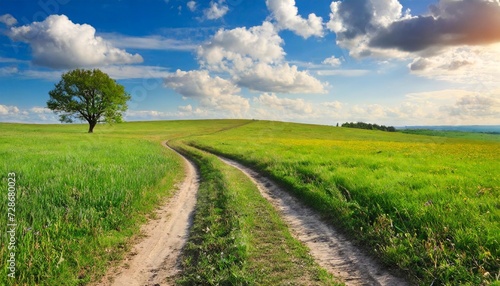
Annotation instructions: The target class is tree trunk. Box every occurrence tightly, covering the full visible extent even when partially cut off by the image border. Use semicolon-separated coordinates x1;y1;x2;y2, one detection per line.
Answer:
88;120;97;133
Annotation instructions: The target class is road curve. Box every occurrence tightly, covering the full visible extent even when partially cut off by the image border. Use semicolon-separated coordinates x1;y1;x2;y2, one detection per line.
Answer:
217;155;409;286
96;142;199;286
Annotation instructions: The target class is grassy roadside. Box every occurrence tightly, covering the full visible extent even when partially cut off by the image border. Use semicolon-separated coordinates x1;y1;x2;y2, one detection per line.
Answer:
0;130;183;285
186;120;500;285
170;141;339;285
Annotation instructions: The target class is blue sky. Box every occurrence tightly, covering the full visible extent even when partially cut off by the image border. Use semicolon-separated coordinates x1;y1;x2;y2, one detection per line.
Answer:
1;0;499;126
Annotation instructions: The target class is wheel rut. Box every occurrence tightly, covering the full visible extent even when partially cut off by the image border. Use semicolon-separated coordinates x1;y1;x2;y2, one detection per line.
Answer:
96;142;199;286
217;155;409;286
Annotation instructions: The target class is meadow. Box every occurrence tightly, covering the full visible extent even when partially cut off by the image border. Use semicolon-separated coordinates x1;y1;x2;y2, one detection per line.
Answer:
1;120;498;285
0;120;245;285
185;120;500;285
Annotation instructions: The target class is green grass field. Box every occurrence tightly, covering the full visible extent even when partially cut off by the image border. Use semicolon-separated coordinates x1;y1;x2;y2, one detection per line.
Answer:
185;121;500;285
1;120;499;285
0;121;244;285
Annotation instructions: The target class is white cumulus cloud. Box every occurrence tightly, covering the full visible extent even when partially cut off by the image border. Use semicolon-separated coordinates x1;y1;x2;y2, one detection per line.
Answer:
178;105;193;112
187;1;197;12
254;93;313;114
443;94;500;118
164;69;239;99
0;104;19;115
266;0;324;38
164;69;249;116
198;21;326;93
8;15;143;69
322;56;342;67
237;63;326;93
0;105;60;123
204;0;229;20
29;107;52;114
198;21;285;72
323;101;343;110
407;44;500;85
0;14;17;26
401;89;500;125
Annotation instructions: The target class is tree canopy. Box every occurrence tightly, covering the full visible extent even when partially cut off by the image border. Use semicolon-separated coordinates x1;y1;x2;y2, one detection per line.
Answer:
47;69;130;133
341;122;396;132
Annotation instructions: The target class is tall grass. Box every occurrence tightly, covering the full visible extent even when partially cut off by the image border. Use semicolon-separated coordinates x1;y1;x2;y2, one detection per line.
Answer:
0;127;183;285
187;120;500;285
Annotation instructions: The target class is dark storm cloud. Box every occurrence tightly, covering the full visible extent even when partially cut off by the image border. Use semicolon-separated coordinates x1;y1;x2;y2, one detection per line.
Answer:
333;0;374;41
370;0;500;52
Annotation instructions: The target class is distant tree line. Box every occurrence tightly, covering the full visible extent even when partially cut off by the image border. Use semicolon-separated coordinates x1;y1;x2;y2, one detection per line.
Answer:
341;122;396;132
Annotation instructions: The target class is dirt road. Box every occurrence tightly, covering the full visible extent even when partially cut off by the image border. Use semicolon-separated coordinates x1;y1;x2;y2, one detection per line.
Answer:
97;143;199;286
96;143;408;285
218;156;409;286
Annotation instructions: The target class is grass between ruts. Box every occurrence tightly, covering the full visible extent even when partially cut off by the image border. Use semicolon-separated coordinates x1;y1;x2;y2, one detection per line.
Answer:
186;120;500;286
170;141;339;285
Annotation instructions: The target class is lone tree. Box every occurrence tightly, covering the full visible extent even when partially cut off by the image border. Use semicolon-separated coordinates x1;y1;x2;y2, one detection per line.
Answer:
47;69;131;133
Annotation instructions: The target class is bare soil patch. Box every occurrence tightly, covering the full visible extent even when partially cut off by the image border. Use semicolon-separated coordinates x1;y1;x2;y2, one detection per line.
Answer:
218;156;409;286
96;143;199;286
